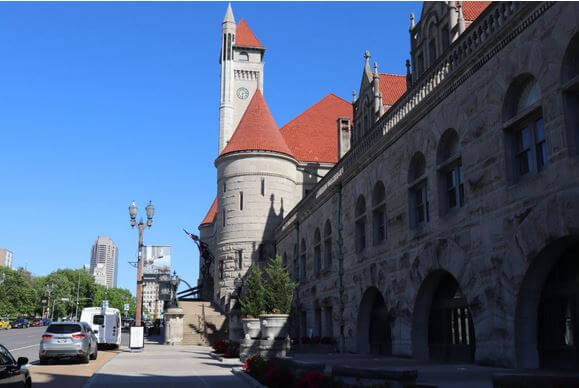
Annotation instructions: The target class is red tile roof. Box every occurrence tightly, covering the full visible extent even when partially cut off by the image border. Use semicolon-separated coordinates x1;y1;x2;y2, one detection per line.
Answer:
280;94;353;163
200;196;218;225
378;74;407;107
235;19;264;49
462;1;491;21
220;90;294;158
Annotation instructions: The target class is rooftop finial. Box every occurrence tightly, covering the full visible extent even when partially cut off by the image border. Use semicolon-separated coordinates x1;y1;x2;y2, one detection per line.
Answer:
410;13;415;30
352;90;357;103
223;3;235;24
364;50;371;66
457;2;465;34
373;62;379;76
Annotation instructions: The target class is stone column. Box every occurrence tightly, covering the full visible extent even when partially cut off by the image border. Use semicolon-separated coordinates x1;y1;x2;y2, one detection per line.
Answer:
164;307;184;345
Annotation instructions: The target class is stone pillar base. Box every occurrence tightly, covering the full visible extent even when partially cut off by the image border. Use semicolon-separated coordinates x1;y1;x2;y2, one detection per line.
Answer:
164;307;184;345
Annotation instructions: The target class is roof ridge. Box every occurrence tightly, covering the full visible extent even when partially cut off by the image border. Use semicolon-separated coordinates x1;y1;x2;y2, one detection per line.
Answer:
379;72;406;77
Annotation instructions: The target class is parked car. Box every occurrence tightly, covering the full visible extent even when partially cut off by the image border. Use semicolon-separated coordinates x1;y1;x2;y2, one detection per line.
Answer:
39;322;97;364
10;319;29;329
0;319;10;330
0;343;30;387
42;319;51;326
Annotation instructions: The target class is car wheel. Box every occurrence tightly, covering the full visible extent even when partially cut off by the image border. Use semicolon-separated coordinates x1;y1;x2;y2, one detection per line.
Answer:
39;357;49;365
81;354;90;364
90;348;98;360
26;378;31;388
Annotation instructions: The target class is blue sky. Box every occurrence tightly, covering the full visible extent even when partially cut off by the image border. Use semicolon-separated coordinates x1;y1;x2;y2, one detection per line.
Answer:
0;1;421;294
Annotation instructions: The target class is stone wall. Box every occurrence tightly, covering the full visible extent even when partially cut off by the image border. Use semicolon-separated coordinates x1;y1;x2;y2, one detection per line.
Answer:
276;2;579;367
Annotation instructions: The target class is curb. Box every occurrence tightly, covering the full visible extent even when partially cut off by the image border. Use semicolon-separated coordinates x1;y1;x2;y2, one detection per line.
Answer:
231;367;267;388
81;351;122;388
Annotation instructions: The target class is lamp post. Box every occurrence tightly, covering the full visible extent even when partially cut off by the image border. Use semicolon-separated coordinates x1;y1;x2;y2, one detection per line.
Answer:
129;200;154;327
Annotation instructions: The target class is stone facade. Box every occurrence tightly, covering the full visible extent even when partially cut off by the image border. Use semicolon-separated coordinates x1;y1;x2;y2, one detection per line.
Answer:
201;2;579;369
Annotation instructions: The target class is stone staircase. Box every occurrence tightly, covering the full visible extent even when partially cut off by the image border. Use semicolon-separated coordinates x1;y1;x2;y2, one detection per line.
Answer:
179;300;228;346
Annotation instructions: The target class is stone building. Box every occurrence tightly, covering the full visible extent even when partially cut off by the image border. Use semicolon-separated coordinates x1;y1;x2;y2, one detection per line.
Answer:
199;2;579;369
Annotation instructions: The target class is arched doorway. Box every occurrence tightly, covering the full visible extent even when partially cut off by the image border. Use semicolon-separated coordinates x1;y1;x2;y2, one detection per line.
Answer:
515;236;579;369
537;240;578;370
357;287;392;355
428;272;475;362
413;270;475;362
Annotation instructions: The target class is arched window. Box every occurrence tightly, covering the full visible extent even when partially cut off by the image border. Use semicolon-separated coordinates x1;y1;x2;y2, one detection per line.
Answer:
428;22;437;67
408;152;429;228
324;220;332;271
503;75;546;179
239;51;249;61
562;32;579;155
372;182;386;245
300;239;307;282
355;195;367;253
293;243;299;281
314;228;321;277
437;129;464;215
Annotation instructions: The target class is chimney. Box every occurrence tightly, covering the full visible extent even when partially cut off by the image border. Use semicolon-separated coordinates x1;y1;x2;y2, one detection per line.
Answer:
338;118;352;159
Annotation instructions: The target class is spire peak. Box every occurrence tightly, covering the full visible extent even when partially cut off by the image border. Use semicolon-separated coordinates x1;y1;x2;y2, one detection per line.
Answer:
223;3;235;24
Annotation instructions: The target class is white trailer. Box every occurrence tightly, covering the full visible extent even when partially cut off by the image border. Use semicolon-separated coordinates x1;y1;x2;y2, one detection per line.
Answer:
80;307;121;348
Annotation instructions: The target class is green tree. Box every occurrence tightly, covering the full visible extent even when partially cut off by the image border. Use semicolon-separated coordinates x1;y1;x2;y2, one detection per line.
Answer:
262;256;296;314
93;285;136;317
240;265;265;318
0;267;36;318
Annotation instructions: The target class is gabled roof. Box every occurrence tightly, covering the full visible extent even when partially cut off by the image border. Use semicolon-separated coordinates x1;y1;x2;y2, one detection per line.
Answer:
280;94;353;164
235;19;264;49
200;196;218;226
463;1;491;21
220;90;293;158
379;74;407;107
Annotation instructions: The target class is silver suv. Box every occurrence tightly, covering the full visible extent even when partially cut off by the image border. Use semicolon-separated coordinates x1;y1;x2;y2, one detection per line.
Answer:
39;322;98;364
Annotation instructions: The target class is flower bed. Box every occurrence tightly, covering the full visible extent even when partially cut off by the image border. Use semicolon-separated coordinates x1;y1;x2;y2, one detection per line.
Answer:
242;355;346;388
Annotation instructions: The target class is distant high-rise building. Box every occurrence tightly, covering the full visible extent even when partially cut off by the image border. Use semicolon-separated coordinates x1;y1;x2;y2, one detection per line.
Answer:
90;236;118;288
142;246;171;319
0;249;14;269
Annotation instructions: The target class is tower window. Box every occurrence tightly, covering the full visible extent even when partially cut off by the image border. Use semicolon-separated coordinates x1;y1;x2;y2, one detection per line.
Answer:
223;182;227;192
239;51;249;61
240;191;244;211
222;209;226;227
261;178;265;196
237;250;243;270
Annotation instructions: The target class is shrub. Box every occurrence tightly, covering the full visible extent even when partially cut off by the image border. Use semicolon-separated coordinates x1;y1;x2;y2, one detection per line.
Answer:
223;341;239;358
211;339;229;354
263;360;295;388
240;265;265;318
263;255;296;314
295;371;341;388
243;354;269;381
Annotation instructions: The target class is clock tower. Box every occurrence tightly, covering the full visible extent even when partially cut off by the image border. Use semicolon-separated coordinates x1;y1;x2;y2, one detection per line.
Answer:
218;4;266;154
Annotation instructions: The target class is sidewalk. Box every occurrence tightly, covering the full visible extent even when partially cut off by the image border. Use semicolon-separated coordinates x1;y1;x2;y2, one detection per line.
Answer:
84;337;249;388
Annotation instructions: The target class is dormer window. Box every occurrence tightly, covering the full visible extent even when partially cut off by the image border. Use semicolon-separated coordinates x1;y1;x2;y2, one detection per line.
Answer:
239;51;249;61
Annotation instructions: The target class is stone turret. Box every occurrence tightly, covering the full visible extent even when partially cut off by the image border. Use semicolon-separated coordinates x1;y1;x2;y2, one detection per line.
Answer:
214;90;297;309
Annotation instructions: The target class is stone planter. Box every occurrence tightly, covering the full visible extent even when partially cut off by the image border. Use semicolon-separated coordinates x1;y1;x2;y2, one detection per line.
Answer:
241;318;261;339
259;314;289;340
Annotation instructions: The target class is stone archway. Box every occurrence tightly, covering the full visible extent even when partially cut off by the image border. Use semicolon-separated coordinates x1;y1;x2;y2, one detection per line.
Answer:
515;236;579;370
357;287;392;355
412;270;475;362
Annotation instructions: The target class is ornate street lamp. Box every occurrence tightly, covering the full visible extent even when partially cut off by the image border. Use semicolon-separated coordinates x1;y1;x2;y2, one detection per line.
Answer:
129;200;154;327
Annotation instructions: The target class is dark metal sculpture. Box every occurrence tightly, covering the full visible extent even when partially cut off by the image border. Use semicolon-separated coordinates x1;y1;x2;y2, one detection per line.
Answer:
184;229;215;299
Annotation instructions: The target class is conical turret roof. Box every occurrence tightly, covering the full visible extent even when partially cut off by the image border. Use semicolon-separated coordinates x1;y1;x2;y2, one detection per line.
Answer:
220;90;293;158
235;19;264;48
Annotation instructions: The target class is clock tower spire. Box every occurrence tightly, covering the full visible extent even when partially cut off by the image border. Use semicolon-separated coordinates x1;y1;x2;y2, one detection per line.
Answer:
218;5;266;154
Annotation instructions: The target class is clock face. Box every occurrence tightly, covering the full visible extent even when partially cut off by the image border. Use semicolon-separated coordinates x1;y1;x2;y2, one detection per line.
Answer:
236;87;249;100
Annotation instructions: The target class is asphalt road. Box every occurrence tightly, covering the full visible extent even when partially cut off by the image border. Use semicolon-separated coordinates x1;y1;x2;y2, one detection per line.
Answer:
0;326;45;362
